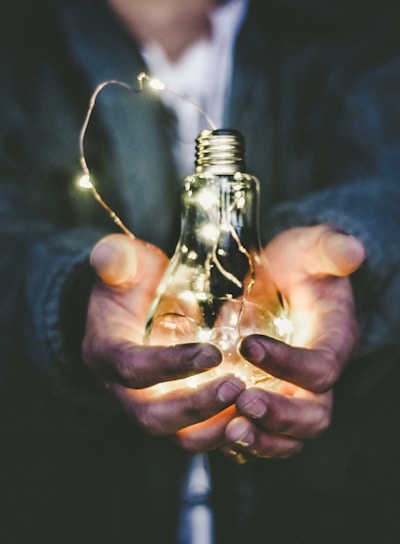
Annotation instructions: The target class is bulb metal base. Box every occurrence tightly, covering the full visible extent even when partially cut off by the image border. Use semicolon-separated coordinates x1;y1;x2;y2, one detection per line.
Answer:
195;129;246;175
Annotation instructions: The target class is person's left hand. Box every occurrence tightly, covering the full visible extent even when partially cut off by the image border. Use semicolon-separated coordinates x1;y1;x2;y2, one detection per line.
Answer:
84;233;245;452
222;225;366;461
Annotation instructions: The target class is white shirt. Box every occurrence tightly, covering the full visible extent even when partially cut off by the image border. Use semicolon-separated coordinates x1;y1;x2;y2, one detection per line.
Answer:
141;0;249;178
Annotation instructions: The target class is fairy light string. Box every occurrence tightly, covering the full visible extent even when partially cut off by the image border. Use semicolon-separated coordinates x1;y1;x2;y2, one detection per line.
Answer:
78;72;219;236
78;72;258;341
78;79;135;238
136;72;218;131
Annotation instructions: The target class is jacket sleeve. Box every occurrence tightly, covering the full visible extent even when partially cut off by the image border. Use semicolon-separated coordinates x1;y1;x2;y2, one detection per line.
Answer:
263;32;400;394
0;179;120;433
0;40;120;434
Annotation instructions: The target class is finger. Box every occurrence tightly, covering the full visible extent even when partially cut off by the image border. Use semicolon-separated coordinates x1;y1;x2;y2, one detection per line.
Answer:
235;387;332;439
239;331;356;393
265;225;365;285
174;406;236;453
239;286;359;393
109;375;245;436
311;227;366;277
90;234;138;285
90;234;168;286
225;416;303;458
93;341;223;388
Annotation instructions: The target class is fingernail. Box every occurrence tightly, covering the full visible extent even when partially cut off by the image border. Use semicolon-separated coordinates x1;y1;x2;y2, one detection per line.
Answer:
217;379;244;403
239;337;266;364
90;240;111;267
227;419;254;447
242;397;267;419
191;344;222;370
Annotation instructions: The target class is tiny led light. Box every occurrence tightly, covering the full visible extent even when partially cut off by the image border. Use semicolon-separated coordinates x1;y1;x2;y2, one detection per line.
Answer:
187;250;198;260
235;194;246;209
149;78;166;91
196;188;219;210
78;174;93;189
200;223;219;243
273;316;294;338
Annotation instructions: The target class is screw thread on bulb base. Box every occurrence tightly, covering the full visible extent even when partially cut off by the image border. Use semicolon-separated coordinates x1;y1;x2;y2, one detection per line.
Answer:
195;129;246;175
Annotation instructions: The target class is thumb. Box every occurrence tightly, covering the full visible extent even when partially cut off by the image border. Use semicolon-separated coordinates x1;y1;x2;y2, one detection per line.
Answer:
313;227;366;277
90;233;138;286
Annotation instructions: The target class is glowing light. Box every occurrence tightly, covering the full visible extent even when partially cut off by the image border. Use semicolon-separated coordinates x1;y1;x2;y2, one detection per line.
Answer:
185;375;200;389
187;250;198;260
219;222;231;232
273;315;294;338
200;224;219;242
235;194;246;209
228;312;239;327
77;71;217;239
78;78;135;238
77;174;93;189
196;188;219;210
149;78;166;90
137;72;217;130
198;329;212;343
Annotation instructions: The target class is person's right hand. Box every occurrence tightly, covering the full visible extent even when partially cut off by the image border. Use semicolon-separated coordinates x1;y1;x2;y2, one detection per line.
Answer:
82;234;245;449
223;225;365;461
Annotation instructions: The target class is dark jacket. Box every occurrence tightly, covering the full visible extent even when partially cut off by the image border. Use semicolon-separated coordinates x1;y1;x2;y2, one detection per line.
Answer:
0;0;400;542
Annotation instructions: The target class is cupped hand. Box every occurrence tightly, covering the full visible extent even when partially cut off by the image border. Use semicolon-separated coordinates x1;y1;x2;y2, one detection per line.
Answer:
82;233;245;449
225;225;366;460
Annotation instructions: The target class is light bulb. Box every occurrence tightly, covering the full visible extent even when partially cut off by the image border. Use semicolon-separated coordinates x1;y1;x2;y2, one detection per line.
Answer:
144;129;292;391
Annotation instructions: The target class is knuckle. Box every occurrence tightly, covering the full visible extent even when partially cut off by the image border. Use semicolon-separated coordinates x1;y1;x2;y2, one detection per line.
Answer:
273;403;293;434
185;394;212;422
273;440;304;459
159;345;182;376
301;401;332;439
132;405;151;432
286;440;304;457
313;405;332;437
132;405;163;436
255;438;304;459
116;357;139;386
313;357;339;393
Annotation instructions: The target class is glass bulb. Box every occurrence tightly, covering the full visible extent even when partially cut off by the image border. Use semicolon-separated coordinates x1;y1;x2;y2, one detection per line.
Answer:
144;129;292;390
